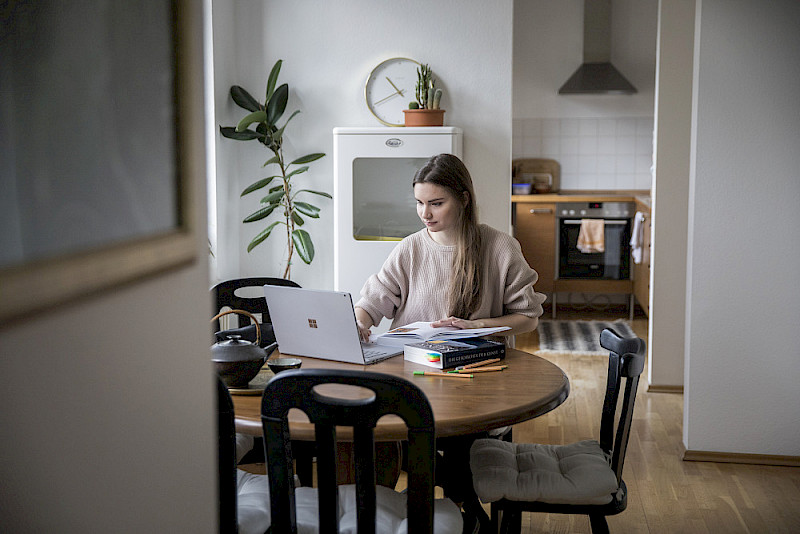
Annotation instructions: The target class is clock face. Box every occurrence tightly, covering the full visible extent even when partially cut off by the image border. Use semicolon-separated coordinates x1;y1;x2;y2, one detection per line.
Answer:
365;57;420;127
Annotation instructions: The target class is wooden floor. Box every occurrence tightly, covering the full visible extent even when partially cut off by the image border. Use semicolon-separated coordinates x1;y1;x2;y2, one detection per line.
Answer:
505;306;800;534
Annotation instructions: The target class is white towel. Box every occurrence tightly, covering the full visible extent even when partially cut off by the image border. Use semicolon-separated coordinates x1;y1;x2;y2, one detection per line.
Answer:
577;219;605;253
630;212;646;264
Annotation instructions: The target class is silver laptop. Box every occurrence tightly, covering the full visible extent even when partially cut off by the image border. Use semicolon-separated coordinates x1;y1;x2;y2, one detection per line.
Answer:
263;286;402;365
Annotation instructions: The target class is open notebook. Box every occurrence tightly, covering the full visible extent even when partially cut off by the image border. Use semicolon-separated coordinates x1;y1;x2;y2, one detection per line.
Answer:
263;286;402;365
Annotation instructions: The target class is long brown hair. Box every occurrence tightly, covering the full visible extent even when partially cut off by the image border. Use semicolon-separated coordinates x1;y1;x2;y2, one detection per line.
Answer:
413;154;483;318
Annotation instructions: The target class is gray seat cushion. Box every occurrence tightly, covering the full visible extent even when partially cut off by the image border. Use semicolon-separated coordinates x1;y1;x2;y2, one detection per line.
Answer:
470;439;618;506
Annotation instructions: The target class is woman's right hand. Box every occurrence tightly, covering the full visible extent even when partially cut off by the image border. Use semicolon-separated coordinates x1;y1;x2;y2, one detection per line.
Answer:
354;307;374;342
356;320;372;343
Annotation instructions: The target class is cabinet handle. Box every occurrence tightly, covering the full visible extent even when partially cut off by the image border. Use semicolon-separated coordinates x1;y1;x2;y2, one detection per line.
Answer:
529;208;553;214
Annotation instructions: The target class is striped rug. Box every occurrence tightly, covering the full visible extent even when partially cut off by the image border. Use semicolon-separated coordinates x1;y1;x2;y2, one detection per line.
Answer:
536;320;636;355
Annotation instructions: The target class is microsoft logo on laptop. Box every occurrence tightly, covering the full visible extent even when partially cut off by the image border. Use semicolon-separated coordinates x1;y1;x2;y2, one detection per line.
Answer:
307;319;318;329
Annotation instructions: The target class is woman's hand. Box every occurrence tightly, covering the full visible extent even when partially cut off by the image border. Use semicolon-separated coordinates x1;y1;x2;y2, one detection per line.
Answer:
431;316;485;330
356;320;372;343
354;307;375;342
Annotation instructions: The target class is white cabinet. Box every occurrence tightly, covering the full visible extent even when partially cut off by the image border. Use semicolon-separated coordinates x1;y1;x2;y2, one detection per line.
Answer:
333;127;462;330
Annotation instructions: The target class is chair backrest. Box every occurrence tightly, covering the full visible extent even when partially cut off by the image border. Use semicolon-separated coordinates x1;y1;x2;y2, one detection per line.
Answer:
597;328;646;486
261;368;437;534
216;376;239;534
211;277;300;331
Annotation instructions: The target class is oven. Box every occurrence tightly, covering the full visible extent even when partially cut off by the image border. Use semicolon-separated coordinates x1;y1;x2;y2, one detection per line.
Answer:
556;202;633;280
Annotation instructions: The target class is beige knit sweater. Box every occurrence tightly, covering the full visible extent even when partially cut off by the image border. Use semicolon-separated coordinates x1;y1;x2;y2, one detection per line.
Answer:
355;224;546;330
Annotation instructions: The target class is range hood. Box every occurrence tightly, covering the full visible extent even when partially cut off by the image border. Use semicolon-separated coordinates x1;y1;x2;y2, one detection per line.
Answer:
558;0;637;95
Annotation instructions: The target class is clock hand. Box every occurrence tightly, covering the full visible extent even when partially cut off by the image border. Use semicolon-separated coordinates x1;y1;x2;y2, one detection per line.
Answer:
373;91;401;106
385;77;405;96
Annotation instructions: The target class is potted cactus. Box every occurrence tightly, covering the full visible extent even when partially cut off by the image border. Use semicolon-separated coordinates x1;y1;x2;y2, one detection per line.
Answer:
403;64;445;126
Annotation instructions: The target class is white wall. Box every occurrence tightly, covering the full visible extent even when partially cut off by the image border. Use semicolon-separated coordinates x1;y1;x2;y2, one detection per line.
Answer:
683;0;800;455
648;0;695;388
212;0;514;289
0;4;217;530
513;0;658;119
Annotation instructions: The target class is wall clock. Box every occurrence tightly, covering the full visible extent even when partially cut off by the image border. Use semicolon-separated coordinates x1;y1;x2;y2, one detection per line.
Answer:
364;57;420;127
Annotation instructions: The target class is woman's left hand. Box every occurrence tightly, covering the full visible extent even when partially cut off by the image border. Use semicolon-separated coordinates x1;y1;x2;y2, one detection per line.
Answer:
431;316;484;330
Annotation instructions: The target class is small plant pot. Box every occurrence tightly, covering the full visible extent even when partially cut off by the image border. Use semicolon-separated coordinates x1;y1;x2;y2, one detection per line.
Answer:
403;109;445;127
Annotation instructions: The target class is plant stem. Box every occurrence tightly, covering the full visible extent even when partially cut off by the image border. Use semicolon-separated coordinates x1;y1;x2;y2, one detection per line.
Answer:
277;145;293;280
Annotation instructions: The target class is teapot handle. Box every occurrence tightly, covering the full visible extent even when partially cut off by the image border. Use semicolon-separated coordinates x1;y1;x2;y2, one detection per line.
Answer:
210;309;261;347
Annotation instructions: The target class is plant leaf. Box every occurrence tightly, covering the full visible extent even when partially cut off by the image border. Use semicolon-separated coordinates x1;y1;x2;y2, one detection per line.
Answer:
230;85;261;112
220;126;261;141
273;110;301;144
268;184;284;194
266;84;289;125
243;204;278;223
293;202;320;218
295;189;332;199
236;110;267;132
289;153;326;165
285;166;309;180
261;155;281;167
247;221;282;252
259;190;285;204
292;229;314;264
292;211;305;226
265;60;282;103
240;176;277;196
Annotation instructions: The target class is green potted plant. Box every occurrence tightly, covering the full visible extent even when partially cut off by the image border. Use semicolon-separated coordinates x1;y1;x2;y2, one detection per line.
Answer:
403;63;445;126
219;60;330;280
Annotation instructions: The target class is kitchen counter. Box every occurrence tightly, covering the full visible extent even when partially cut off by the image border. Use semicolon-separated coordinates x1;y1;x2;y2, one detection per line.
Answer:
512;190;650;203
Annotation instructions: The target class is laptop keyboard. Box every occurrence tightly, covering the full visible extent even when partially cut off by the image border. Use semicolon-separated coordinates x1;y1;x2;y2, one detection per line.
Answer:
362;348;385;363
361;345;399;364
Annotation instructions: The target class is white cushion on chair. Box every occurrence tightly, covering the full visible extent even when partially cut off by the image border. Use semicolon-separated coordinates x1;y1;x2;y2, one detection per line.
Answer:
470;439;618;506
338;485;463;534
235;471;462;534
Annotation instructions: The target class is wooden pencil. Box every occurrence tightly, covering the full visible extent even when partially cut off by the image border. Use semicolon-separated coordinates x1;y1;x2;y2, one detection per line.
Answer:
450;365;507;374
457;358;502;370
413;371;473;379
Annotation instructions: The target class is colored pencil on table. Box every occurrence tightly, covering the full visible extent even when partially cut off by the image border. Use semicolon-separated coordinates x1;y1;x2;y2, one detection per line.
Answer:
413;371;473;379
449;365;507;374
456;358;502;370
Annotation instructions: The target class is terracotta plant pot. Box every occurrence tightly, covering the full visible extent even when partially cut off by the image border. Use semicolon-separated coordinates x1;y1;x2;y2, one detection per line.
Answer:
403;109;445;127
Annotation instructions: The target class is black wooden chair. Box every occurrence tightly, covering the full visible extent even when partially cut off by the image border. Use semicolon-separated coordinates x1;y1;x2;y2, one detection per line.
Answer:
217;375;276;534
211;277;300;347
211;277;315;485
469;328;646;534
261;368;463;533
217;375;239;533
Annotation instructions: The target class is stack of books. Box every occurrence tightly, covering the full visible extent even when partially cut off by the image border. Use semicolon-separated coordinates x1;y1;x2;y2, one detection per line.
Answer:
370;321;509;369
403;337;506;369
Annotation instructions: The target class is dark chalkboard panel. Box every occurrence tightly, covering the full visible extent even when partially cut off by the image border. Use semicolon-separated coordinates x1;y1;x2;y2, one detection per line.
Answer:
0;0;199;324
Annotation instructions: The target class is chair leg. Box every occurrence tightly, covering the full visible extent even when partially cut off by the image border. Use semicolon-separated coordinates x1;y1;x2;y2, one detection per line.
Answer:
588;513;610;534
499;505;521;534
490;504;501;534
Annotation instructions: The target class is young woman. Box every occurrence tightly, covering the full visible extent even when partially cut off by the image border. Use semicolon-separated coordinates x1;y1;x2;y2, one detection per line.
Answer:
354;153;545;343
353;153;546;530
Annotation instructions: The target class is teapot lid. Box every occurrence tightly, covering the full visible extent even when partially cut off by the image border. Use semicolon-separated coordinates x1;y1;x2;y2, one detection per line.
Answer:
211;334;265;362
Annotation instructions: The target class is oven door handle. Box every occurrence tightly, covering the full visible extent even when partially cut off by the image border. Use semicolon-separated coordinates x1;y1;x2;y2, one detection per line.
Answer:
562;219;628;225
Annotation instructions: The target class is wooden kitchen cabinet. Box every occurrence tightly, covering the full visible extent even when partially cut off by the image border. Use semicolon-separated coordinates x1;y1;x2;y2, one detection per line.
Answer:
513;202;556;294
632;199;651;316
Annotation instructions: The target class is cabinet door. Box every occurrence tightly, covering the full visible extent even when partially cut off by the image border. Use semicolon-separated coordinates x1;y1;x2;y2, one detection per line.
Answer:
513;203;556;293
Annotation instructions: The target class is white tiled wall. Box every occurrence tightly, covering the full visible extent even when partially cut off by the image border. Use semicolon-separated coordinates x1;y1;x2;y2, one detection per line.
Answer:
513;117;654;190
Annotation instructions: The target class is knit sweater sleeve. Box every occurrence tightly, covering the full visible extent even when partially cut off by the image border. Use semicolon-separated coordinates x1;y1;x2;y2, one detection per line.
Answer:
483;226;546;320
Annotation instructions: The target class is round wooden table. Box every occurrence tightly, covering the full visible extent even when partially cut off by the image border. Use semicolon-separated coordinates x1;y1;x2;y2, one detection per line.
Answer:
231;348;570;441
